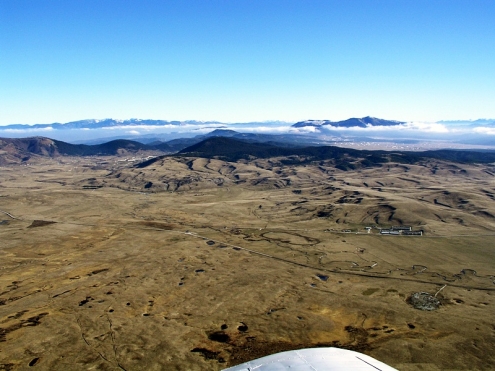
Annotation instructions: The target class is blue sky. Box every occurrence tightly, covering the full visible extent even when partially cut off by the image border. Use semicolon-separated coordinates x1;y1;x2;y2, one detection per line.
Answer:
1;0;494;125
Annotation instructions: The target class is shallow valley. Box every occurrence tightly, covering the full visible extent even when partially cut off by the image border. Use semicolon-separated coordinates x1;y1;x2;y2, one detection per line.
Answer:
1;155;495;370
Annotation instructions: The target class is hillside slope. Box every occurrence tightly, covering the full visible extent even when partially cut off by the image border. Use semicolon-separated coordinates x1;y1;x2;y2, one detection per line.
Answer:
0;137;158;164
176;137;495;165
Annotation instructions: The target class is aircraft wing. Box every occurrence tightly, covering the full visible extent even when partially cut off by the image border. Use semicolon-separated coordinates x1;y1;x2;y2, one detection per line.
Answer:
222;347;398;371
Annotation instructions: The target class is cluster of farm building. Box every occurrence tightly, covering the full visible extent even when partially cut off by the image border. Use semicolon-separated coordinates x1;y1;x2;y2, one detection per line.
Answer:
377;226;423;236
332;226;423;236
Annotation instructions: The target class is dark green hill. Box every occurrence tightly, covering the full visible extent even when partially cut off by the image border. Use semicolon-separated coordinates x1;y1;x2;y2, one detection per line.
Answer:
0;137;155;158
177;137;388;166
178;137;289;158
175;137;495;166
53;139;151;155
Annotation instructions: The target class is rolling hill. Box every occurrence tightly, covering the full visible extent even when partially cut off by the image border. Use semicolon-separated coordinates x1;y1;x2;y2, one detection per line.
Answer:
2;135;495;169
175;137;495;166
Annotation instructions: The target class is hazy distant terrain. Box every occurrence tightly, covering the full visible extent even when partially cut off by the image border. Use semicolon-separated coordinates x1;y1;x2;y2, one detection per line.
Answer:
1;141;494;370
1;117;494;150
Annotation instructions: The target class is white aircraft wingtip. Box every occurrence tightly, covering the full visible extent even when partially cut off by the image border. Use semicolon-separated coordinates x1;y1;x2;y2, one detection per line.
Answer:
222;347;398;371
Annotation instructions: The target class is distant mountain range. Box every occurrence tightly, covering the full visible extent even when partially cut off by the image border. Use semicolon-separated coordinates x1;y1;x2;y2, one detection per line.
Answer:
2;118;223;131
2;116;406;131
2;117;494;147
292;116;405;128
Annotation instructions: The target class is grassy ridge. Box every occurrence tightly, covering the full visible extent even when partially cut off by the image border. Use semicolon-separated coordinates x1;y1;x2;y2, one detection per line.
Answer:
176;137;495;166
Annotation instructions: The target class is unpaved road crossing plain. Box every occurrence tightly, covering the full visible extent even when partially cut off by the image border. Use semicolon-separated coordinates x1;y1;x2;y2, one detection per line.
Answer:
1;155;495;370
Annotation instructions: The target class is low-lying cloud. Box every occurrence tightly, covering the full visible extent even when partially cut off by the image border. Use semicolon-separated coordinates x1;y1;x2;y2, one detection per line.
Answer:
1;119;494;145
473;126;495;135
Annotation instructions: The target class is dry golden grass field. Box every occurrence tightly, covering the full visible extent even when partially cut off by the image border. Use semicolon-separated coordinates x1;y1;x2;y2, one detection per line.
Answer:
1;155;495;370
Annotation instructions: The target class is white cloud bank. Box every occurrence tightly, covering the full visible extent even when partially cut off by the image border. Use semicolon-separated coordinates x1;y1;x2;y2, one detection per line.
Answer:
473;126;495;135
320;121;450;133
1;120;494;143
1;127;54;133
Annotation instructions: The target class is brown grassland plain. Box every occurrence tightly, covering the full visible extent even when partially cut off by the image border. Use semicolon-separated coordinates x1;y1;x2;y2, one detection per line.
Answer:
0;155;495;370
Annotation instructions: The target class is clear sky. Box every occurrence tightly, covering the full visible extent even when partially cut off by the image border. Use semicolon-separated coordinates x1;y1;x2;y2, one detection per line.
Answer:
1;0;494;125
